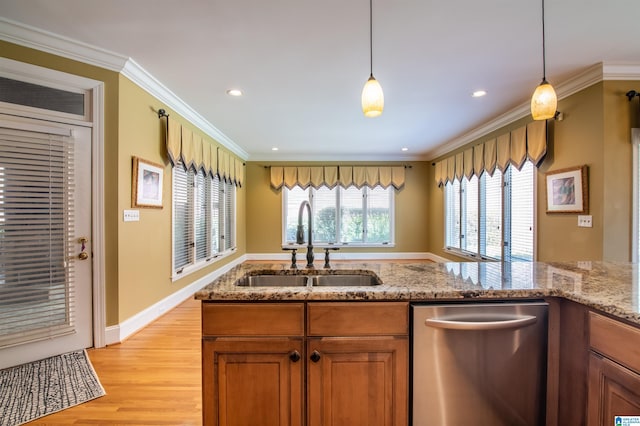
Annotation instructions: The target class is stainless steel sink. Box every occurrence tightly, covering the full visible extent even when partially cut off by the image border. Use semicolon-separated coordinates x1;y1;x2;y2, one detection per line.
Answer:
234;271;381;287
234;275;309;287
311;274;380;287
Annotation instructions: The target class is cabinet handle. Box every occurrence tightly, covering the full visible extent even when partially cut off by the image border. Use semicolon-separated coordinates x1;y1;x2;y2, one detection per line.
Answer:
289;350;301;362
310;350;321;363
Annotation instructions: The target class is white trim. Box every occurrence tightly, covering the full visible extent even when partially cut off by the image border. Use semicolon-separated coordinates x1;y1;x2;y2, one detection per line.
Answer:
91;82;106;348
425;62;640;161
0;17;127;72
105;254;246;345
246;252;439;261
121;59;248;160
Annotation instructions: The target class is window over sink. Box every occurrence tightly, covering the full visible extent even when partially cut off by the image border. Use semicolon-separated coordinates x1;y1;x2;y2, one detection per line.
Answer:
283;185;395;247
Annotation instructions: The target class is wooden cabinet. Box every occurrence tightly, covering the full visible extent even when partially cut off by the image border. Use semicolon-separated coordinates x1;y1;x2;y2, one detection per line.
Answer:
587;312;640;426
202;303;305;426
202;301;408;426
307;302;408;426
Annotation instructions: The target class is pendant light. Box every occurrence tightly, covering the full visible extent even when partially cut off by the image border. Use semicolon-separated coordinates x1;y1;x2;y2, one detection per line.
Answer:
362;0;384;117
531;0;557;120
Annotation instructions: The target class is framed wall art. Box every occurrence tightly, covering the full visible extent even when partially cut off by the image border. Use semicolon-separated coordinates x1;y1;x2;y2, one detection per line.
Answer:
545;165;588;214
132;156;163;208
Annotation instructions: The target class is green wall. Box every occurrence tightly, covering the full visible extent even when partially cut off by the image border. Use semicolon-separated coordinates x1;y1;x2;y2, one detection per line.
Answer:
245;161;430;254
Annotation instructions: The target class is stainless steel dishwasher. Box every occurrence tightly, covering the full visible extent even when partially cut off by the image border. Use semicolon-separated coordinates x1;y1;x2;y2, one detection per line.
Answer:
412;302;548;426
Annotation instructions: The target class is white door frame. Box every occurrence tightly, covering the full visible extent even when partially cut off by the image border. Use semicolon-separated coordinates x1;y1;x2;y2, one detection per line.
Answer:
0;56;107;348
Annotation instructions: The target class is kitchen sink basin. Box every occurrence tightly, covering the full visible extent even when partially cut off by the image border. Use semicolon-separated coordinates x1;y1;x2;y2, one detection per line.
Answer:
311;274;380;287
234;271;381;287
235;275;309;287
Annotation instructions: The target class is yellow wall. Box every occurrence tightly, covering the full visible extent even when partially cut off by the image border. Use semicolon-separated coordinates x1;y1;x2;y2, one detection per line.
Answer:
117;77;246;322
1;42;246;327
426;81;639;262
245;162;430;254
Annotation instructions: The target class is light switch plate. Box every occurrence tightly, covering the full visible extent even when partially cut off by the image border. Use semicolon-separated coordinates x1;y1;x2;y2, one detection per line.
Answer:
577;215;592;228
124;209;140;222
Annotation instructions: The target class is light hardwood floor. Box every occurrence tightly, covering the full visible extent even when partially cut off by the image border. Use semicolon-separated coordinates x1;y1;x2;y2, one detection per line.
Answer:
28;297;203;425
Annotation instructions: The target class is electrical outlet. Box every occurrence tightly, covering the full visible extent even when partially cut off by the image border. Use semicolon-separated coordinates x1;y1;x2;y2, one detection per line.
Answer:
577;215;592;228
123;209;140;222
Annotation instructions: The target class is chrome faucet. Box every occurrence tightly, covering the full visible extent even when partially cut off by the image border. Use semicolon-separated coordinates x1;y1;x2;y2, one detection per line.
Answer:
296;200;314;268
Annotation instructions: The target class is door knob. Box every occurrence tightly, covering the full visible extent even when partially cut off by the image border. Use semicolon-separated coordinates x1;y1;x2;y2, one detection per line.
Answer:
289;350;301;362
310;350;321;363
78;237;89;260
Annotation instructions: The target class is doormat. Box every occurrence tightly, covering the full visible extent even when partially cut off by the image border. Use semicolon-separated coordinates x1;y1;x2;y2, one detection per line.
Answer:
0;350;105;426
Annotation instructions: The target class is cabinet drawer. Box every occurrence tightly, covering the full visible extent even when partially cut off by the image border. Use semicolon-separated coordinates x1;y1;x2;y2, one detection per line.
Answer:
202;303;304;336
307;302;408;336
589;312;640;374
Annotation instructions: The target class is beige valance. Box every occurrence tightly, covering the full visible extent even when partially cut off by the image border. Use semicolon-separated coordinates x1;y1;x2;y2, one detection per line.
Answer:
270;166;405;190
434;121;547;186
165;116;243;187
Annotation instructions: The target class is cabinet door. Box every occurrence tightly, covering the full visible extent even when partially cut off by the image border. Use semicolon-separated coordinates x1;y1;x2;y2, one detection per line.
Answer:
203;338;303;426
588;352;640;426
307;337;408;426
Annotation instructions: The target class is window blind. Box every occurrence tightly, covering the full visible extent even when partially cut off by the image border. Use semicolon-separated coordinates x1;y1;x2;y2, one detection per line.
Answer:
481;170;503;259
0;127;76;348
173;164;193;272
463;176;479;253
509;162;535;261
340;186;364;243
223;181;235;250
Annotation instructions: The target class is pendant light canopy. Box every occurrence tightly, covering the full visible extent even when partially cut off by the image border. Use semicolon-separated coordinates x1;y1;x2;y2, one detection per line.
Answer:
531;0;557;120
362;0;383;117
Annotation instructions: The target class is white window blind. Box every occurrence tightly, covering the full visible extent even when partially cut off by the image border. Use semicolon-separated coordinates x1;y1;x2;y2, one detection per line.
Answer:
444;162;534;260
0;127;76;348
172;162;236;277
283;186;393;246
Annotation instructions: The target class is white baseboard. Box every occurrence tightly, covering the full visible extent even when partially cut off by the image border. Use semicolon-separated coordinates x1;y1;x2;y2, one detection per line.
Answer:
105;254;247;345
246;252;451;262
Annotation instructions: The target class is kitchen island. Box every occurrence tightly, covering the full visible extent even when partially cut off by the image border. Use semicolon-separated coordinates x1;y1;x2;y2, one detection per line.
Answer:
195;260;640;325
196;260;640;426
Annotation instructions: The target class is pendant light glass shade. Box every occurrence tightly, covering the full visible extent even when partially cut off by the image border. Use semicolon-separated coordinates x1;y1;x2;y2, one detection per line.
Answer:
362;74;384;117
531;0;556;120
531;79;557;120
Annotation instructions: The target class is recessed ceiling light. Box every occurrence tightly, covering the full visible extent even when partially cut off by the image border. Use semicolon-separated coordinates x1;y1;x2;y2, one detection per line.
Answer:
226;89;243;97
472;90;487;98
401;147;409;151
272;147;279;151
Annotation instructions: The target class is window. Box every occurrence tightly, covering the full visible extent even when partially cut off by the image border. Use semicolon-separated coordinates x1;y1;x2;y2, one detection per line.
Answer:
283;186;394;246
444;162;535;261
172;161;235;277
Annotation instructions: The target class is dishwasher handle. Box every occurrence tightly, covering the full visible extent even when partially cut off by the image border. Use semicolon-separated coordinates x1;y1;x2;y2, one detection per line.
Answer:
425;315;537;331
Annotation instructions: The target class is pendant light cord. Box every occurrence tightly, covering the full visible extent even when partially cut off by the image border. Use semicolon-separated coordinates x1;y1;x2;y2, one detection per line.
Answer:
369;0;373;77
541;0;547;81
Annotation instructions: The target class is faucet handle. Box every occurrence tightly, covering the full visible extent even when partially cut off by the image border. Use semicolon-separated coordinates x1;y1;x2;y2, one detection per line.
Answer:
282;247;298;269
323;247;340;269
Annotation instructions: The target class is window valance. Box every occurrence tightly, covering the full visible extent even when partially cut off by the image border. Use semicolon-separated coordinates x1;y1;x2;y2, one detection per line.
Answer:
270;166;405;190
166;117;243;187
434;120;546;186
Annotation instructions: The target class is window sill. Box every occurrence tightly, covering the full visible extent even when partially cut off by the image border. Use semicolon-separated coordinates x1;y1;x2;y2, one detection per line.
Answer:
282;242;396;249
443;247;499;261
171;248;237;282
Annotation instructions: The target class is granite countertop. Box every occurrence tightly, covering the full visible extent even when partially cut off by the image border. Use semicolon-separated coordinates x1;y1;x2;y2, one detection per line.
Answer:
194;260;640;325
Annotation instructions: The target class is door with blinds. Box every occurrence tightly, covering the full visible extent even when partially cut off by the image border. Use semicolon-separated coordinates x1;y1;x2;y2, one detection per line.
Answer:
0;115;92;369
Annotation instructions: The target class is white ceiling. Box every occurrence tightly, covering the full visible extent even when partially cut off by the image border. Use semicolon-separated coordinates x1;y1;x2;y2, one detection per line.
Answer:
1;0;640;161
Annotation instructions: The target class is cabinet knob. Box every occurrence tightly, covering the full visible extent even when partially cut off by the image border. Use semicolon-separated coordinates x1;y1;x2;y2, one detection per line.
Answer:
289;350;301;362
310;350;321;363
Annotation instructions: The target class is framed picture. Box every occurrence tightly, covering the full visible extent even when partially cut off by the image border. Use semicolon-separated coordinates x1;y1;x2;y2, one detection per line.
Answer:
132;156;163;208
545;165;588;214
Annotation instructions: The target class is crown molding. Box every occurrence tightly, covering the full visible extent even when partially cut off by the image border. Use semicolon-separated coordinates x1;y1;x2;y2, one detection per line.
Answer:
0;17;127;72
425;62;640;161
1;17;248;160
121;59;249;160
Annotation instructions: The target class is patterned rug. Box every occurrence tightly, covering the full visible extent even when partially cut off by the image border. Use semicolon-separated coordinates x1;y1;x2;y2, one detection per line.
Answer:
0;350;105;426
